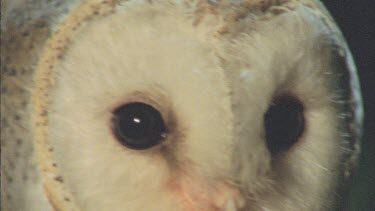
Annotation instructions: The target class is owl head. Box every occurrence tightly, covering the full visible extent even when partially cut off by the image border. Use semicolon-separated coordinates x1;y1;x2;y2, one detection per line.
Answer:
32;0;363;210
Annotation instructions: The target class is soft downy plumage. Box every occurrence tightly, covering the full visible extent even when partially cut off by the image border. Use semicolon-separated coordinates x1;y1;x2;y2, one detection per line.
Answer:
1;1;362;210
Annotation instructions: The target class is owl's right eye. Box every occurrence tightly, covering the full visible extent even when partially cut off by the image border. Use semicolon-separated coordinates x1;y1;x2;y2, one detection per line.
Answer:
112;102;167;150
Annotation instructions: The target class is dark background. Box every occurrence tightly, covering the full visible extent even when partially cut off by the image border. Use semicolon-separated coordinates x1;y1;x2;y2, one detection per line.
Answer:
323;1;375;210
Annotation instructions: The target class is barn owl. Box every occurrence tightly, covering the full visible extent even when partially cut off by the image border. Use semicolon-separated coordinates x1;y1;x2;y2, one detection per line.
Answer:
1;0;363;210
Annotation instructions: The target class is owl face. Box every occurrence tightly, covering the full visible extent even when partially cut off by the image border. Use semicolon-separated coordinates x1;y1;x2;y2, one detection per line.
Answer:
32;1;362;211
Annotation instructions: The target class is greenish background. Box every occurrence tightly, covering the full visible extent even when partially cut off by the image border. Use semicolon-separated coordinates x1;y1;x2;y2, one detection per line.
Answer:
323;1;375;211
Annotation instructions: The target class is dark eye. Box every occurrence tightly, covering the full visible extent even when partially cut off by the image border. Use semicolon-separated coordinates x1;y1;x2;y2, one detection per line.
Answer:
112;102;167;150
264;95;305;154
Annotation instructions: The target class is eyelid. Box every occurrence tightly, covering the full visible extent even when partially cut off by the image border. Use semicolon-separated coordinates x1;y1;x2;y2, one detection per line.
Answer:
111;88;170;119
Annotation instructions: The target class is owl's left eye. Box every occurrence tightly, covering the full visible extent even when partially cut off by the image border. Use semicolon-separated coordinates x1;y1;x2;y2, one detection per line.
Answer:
112;102;167;150
264;95;305;154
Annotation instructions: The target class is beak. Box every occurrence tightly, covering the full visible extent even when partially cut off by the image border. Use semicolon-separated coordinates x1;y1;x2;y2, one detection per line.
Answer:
168;176;246;211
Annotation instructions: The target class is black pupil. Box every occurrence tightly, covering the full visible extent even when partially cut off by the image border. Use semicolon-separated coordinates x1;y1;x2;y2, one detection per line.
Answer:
264;95;305;153
112;102;166;150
